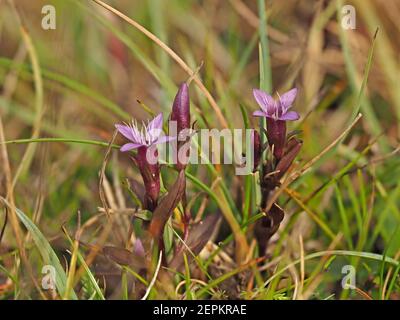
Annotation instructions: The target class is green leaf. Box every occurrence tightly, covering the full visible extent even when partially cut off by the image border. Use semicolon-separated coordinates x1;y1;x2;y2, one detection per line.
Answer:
1;197;77;299
63;232;105;300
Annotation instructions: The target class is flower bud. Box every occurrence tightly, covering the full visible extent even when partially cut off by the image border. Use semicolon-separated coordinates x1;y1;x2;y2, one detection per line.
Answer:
171;83;190;133
170;83;190;170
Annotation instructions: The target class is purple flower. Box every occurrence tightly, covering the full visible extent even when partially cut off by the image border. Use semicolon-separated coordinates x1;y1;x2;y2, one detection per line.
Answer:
115;113;175;152
116;113;175;211
252;88;299;121
252;88;300;160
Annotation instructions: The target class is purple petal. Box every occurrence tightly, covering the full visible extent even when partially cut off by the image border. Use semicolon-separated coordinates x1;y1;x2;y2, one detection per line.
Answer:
279;111;300;121
115;124;134;141
148;113;163;131
131;126;143;144
154;135;176;144
253;89;275;115
252;110;269;117
120;142;142;152
134;239;145;257
279;88;298;111
147;129;162;144
276;102;284;118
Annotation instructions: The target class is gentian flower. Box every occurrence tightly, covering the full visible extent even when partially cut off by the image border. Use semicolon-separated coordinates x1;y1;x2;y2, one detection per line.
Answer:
115;113;175;211
252;88;299;121
115;113;174;152
253;88;299;160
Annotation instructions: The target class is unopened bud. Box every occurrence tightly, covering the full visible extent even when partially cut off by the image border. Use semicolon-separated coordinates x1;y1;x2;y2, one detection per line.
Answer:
170;83;191;170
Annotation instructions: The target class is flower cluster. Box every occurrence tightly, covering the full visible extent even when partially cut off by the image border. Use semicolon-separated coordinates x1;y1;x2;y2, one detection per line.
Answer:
114;84;302;261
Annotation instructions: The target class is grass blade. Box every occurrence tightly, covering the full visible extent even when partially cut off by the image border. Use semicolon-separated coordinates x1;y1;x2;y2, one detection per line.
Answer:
1;197;77;299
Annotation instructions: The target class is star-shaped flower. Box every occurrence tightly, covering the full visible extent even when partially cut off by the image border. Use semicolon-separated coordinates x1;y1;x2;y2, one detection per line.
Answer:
115;113;175;152
252;88;300;121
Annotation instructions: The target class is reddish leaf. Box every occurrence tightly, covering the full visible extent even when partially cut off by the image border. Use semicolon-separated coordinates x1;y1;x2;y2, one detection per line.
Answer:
275;137;302;180
170;214;220;269
102;245;146;269
254;203;285;255
148;171;186;240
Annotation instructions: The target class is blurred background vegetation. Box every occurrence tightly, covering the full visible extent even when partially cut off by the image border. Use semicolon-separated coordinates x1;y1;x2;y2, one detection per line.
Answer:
0;0;399;299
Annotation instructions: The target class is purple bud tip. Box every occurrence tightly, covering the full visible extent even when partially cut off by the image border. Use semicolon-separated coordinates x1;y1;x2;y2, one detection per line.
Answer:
171;83;191;171
171;83;190;132
134;239;145;257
